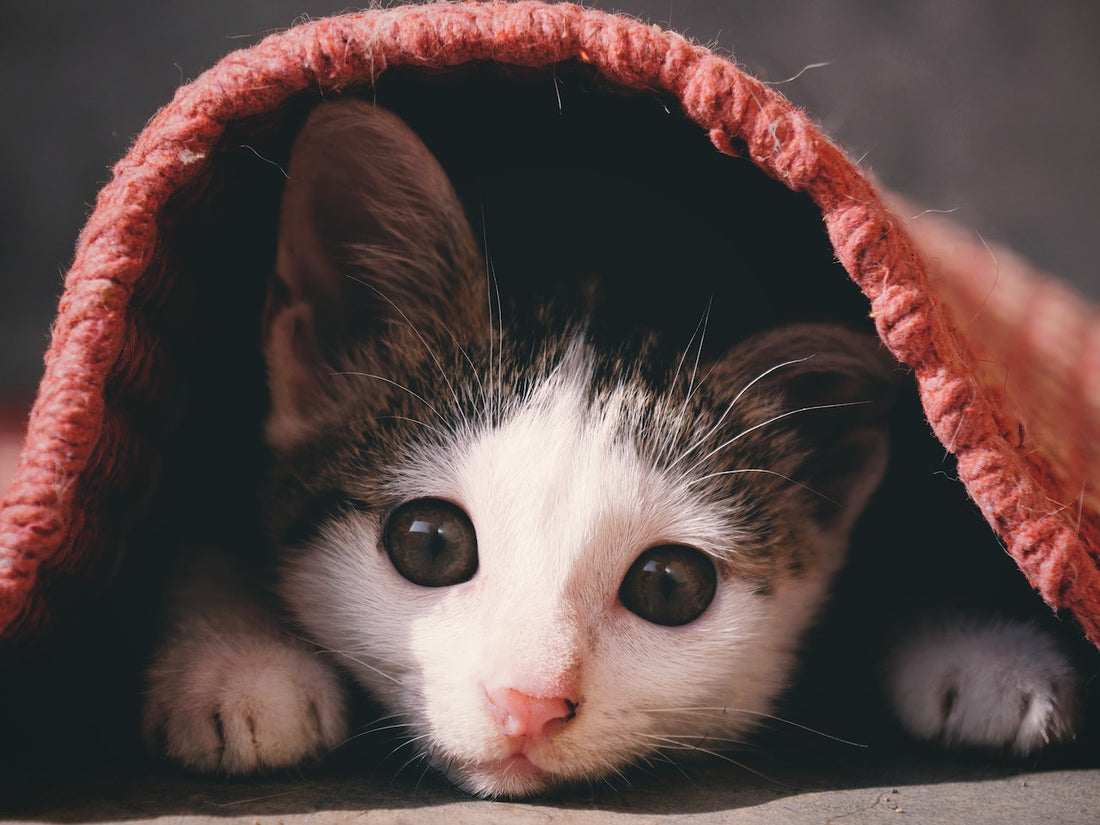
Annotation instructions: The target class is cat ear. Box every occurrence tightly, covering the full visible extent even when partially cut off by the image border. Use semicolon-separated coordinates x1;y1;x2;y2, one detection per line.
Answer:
720;324;899;548
263;99;482;447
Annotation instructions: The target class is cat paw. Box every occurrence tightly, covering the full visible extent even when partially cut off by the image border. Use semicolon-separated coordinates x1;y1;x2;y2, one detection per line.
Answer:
887;618;1079;755
143;626;348;773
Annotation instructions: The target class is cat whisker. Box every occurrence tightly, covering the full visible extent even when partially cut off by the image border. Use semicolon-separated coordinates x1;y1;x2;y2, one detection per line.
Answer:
333;717;414;750
386;732;432;761
683;400;871;478
638;705;748;713
640;730;751;747
636;733;780;784
329;371;446;424
358;713;412;738
668;306;704;389
638;706;867;748
684;467;838;504
287;633;403;685
480;202;505;424
641;750;695;784
392;747;431;783
597;775;619;794
596;760;633;791
375;415;449;438
589;761;633;796
336;644;405;661
664;357;723;468
414;760;436;794
336;721;412;750
680;297;713;407
668;354;815;470
341;656;405;685
663;300;710;422
493;288;503;424
345;275;463;412
362;720;416;737
331;646;410;675
452;337;486;418
386;738;436;791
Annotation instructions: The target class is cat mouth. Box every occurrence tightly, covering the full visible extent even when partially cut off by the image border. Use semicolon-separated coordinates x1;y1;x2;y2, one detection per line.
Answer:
490;753;541;775
485;752;551;784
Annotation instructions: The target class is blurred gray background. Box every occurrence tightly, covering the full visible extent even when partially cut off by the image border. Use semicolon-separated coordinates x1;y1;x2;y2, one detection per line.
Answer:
2;0;1097;396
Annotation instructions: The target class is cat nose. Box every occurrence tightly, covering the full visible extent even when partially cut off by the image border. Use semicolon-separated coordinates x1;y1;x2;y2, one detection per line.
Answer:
485;687;579;743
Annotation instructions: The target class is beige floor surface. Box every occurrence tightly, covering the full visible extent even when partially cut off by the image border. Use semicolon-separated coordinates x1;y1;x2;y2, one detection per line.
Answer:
6;743;1100;825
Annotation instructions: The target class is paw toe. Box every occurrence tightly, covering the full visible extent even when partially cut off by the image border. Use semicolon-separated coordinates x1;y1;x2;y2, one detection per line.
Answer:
145;632;347;773
888;618;1080;756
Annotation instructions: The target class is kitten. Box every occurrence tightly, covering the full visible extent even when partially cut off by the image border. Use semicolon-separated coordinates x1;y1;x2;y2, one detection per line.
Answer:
143;99;1082;797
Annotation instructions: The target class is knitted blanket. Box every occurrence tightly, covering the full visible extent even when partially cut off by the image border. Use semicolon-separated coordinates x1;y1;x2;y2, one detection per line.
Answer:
1;1;1097;647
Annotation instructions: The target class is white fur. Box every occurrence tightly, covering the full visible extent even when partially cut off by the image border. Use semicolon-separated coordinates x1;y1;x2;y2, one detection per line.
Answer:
279;342;835;797
142;553;347;773
887;617;1079;755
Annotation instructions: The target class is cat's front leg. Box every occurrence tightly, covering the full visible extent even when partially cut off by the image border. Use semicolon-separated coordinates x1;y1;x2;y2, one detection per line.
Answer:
142;549;348;773
886;617;1080;755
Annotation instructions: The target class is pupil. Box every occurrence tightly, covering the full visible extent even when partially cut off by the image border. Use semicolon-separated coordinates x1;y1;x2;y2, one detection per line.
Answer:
658;568;677;602
429;530;446;560
410;519;447;560
643;558;678;602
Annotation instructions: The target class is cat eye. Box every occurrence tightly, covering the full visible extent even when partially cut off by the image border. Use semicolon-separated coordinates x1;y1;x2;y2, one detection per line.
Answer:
384;498;478;587
619;545;717;626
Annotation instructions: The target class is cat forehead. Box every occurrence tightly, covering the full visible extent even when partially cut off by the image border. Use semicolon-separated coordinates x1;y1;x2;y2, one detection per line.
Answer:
389;340;734;578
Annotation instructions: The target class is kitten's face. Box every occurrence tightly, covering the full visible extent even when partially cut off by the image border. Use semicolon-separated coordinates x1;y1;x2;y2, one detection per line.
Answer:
263;100;894;797
276;335;849;796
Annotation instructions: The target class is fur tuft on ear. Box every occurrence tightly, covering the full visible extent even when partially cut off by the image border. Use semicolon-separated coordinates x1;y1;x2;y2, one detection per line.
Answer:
719;324;901;549
263;99;483;448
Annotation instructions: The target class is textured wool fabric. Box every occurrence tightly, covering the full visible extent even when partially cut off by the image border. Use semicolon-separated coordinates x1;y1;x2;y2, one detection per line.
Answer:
0;1;1097;645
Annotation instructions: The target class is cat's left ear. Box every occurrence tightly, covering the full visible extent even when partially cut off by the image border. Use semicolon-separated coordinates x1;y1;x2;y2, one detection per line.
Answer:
262;99;483;448
718;324;900;550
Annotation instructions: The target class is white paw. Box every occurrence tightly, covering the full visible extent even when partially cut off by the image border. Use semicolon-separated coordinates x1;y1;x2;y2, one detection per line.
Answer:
887;617;1079;755
144;623;348;773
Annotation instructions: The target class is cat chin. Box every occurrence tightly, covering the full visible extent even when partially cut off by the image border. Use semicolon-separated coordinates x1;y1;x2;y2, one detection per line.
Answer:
442;751;591;799
446;755;558;799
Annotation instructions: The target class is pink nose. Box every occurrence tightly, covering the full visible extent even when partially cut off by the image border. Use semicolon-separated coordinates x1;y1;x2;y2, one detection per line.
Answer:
486;687;579;743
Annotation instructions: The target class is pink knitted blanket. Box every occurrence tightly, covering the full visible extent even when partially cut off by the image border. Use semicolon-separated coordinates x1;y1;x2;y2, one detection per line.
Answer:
2;2;1097;645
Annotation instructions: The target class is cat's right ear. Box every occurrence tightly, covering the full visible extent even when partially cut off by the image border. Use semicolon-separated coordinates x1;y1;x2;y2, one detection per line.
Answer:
262;99;482;448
